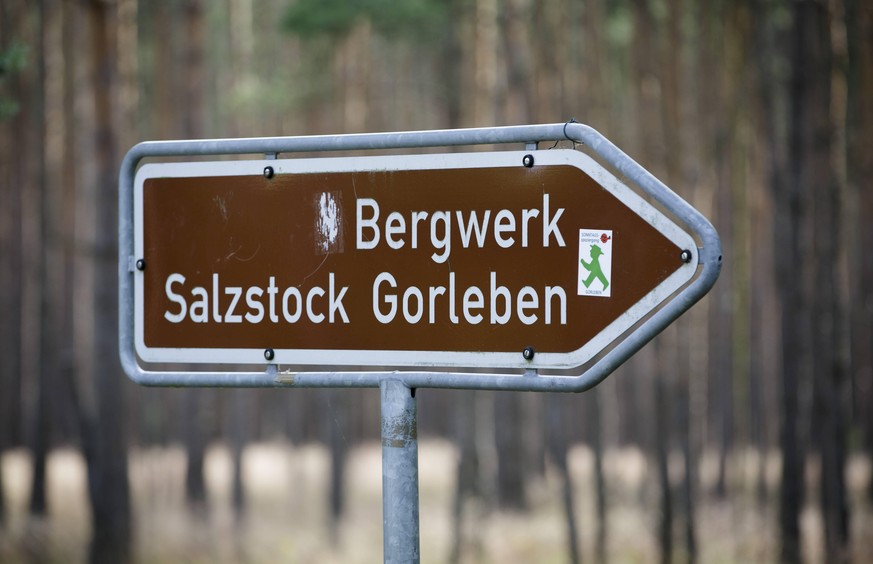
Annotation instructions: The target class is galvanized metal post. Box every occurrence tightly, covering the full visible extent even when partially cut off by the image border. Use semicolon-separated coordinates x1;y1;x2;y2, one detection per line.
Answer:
380;379;420;563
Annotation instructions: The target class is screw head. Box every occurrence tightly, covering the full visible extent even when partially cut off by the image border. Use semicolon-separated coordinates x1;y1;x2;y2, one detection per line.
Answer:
264;348;275;361
135;259;146;271
522;346;535;361
263;166;274;179
522;154;535;168
680;249;693;263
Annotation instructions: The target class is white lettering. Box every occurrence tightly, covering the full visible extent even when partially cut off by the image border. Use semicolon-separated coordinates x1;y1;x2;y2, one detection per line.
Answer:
306;286;325;324
282;287;302;322
463;286;484;324
542;194;565;247
190;287;208;323
545;286;567;325
224;286;243;323
267;276;279;322
428;285;446;324
517;286;539;325
411;211;428;248
490;272;511;325
328;272;349;323
457;210;490;248
431;211;451;263
494;209;515;248
212;273;223;322
521;208;539;247
448;271;458;323
403;287;424;324
365;272;567;327
356;198;379;249
373;272;397;323
245;286;264;323
355;194;564;263
385;211;406;250
164;273;187;323
160;273;351;325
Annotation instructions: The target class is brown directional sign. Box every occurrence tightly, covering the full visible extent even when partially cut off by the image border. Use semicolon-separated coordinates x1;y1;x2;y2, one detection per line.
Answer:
133;150;697;369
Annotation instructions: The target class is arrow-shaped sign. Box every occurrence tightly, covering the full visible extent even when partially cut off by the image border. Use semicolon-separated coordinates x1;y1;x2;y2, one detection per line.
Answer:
134;149;697;370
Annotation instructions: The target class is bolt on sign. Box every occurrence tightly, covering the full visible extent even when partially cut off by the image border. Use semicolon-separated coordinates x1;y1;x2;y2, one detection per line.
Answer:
133;149;698;370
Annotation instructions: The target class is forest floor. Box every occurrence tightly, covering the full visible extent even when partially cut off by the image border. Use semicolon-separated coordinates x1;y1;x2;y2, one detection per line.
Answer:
1;440;872;563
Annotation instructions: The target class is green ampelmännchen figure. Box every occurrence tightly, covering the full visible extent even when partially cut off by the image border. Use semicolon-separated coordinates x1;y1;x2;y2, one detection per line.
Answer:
580;244;609;291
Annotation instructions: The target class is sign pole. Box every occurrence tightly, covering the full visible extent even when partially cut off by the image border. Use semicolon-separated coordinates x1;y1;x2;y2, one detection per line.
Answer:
380;379;421;563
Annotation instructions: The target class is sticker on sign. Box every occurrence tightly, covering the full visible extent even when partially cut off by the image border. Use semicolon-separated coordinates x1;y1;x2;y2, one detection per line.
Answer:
578;230;613;298
133;149;697;370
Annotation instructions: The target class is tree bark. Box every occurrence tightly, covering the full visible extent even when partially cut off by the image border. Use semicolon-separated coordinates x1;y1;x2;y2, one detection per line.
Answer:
438;0;464;129
322;388;348;543
772;0;815;560
631;0;674;558
473;0;498;127
494;392;527;511
229;390;249;522
843;0;873;507
27;0;50;519
547;394;580;564
449;390;494;563
84;1;132;561
680;380;697;564
0;0;20;471
591;389;607;564
184;391;208;514
502;0;534;124
791;2;850;560
655;336;675;564
661;1;698;557
749;0;800;559
581;19;621;541
449;392;478;564
180;0;210;513
0;452;4;525
58;0;81;447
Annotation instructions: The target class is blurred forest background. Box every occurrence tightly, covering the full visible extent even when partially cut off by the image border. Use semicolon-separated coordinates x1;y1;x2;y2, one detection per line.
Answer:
1;0;872;562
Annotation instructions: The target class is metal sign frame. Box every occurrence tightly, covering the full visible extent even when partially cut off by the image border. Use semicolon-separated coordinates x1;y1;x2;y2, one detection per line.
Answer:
119;122;722;392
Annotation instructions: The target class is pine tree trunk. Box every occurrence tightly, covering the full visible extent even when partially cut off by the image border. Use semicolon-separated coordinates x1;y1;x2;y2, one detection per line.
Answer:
0;453;5;525
775;1;820;560
323;389;348;542
439;0;464;129
791;2;850;560
184;391;208;514
449;392;479;564
591;389;607;564
546;394;580;564
495;392;527;510
681;383;697;564
21;0;50;520
58;0;81;448
843;0;873;507
655;337;674;564
473;0;498;127
85;1;132;561
0;0;24;467
180;0;209;513
231;390;249;521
